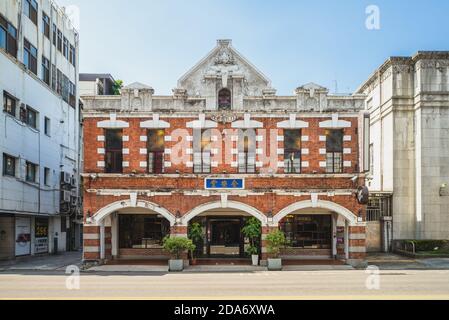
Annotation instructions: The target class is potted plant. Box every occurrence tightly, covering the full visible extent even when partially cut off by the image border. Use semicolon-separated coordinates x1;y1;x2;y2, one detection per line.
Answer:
188;222;204;265
266;230;287;271
162;236;195;272
241;217;262;266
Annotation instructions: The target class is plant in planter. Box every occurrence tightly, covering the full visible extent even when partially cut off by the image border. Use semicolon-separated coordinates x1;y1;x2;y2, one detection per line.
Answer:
266;230;287;271
188;222;204;265
241;217;262;266
162;236;195;272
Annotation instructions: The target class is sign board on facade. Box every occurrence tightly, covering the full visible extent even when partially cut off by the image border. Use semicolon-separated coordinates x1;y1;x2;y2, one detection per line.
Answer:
35;218;49;254
204;178;245;190
15;217;31;256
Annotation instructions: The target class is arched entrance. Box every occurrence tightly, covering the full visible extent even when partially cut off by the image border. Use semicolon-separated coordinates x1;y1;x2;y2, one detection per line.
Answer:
182;201;266;259
274;200;358;260
91;200;176;260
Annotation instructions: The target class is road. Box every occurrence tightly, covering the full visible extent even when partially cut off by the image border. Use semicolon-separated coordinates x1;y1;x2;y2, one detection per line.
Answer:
1;269;449;299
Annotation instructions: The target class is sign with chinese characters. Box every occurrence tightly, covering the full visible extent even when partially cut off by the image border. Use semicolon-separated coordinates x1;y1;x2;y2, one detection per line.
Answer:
204;178;245;190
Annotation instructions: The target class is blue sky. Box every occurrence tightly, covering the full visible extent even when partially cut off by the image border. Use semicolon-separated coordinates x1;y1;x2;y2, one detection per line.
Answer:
58;0;449;95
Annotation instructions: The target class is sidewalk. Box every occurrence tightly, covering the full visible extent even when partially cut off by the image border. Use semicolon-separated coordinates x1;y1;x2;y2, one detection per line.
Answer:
0;251;82;271
367;252;449;270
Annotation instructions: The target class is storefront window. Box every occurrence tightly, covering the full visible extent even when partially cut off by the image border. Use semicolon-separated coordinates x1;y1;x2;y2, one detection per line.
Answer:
280;215;331;249
119;215;170;249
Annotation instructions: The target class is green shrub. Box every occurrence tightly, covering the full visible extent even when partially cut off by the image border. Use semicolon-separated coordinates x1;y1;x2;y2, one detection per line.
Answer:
411;240;448;252
266;230;287;258
241;217;262;255
163;236;195;259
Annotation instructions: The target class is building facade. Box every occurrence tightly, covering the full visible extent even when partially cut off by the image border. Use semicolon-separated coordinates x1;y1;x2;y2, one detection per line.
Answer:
0;0;81;260
81;40;370;266
79;73;116;96
358;52;449;248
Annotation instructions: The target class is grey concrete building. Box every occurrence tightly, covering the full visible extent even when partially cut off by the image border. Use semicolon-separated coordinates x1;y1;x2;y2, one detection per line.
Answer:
357;51;449;250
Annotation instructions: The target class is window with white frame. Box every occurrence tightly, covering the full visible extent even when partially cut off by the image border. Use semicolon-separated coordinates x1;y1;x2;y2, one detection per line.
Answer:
325;129;343;173
284;129;302;173
193;129;211;174
3;154;16;177
238;132;256;173
26;161;37;183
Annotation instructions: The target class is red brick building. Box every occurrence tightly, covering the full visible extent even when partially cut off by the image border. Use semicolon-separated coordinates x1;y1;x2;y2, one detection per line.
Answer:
81;40;370;267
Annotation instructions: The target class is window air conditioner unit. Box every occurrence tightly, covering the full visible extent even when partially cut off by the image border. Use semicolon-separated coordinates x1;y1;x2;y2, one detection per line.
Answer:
62;190;71;202
61;172;71;184
70;189;77;197
70;175;76;187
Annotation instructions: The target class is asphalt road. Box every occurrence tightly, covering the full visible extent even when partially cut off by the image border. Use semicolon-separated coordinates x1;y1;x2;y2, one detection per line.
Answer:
1;269;449;299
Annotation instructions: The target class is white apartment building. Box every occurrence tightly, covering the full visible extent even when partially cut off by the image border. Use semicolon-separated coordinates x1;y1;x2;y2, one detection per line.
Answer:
0;0;81;260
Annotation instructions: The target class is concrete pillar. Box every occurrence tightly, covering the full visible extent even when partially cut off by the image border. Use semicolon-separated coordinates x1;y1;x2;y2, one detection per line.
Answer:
344;220;349;260
381;216;393;253
111;213;118;257
261;226;278;266
99;221;105;260
332;214;337;258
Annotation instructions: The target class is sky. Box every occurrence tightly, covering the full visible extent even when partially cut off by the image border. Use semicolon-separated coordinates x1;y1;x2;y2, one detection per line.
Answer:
57;0;449;95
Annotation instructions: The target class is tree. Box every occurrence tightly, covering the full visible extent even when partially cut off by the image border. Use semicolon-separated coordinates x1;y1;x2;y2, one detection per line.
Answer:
241;217;261;255
112;79;123;95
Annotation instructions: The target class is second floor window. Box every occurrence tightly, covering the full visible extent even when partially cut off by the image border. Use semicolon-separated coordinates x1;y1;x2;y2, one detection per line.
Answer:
238;134;256;173
63;37;69;59
41;56;50;85
105;129;123;173
52;24;57;46
3;91;16;117
3;154;16;177
57;30;62;52
193;129;211;174
42;12;50;38
26;106;37;129
284;129;301;173
326;129;343;173
69;45;76;66
23;0;38;25
24;39;37;75
0;14;17;58
147;129;165;174
26;161;37;182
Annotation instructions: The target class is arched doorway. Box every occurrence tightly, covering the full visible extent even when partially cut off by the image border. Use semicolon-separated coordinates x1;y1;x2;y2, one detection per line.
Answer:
91;200;176;260
274;200;358;260
182;201;266;259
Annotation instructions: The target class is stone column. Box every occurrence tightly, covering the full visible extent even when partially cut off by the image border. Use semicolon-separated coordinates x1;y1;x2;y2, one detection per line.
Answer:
347;224;367;267
83;226;100;261
332;214;338;258
260;226;279;266
99;221;105;260
344;220;349;260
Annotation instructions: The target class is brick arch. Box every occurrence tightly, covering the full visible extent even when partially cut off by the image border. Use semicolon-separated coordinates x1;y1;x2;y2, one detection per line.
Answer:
91;199;176;226
273;199;358;226
180;200;268;226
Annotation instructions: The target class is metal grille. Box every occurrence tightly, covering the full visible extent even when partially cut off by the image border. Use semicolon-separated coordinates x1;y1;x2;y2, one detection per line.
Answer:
367;195;392;221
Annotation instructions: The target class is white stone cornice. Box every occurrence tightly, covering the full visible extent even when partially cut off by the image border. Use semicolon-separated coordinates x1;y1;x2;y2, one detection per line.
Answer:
319;114;351;128
232;114;263;129
140;114;170;129
277;114;309;129
186;114;218;129
97;113;129;128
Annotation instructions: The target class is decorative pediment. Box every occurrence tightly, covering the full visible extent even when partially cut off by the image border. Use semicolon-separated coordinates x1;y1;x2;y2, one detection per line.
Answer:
177;39;272;96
